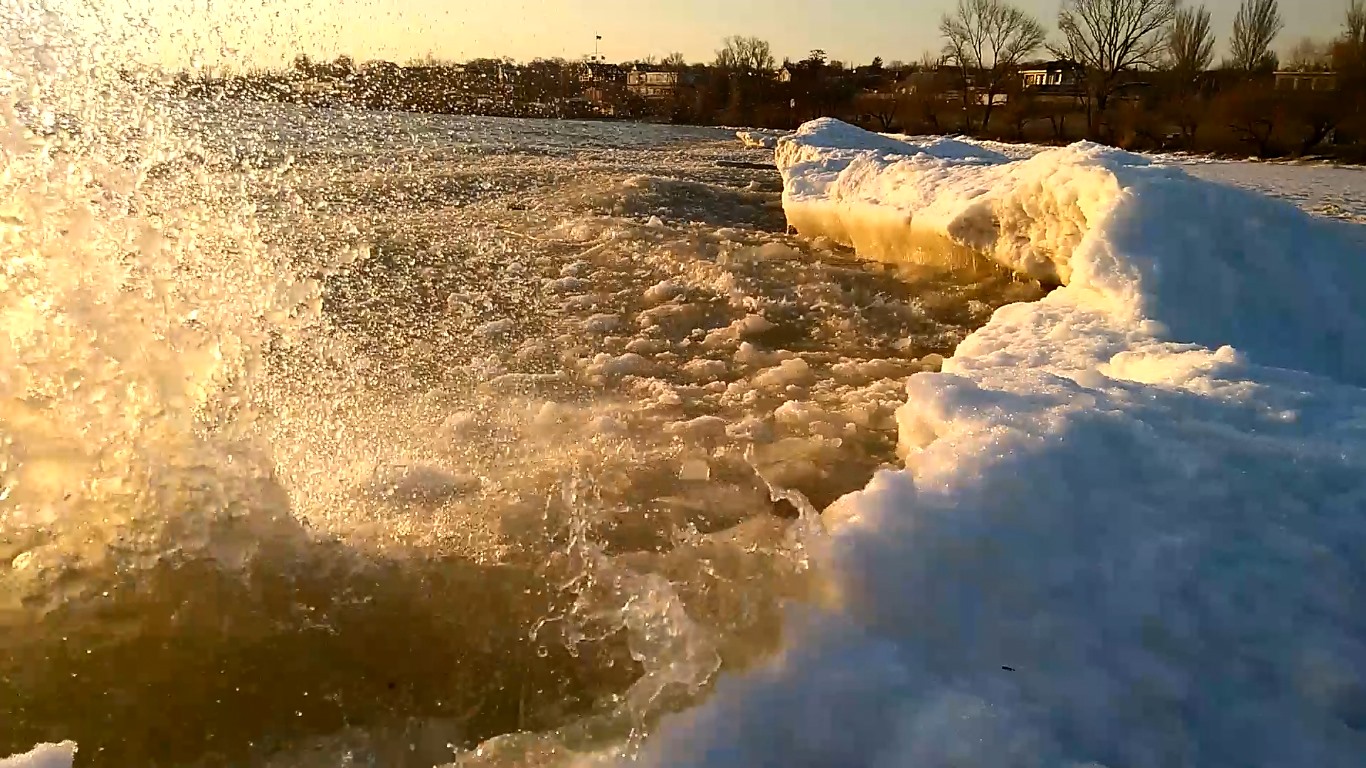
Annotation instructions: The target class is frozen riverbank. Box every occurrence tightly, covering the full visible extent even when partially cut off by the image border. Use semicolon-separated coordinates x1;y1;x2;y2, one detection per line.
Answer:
642;119;1366;767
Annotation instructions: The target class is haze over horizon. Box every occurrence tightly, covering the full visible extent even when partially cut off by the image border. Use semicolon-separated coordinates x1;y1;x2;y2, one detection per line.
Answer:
126;0;1355;70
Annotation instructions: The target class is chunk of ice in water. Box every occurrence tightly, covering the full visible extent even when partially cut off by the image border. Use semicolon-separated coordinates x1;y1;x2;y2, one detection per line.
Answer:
643;280;685;305
0;742;76;768
475;319;517;338
753;358;816;389
582;313;622;333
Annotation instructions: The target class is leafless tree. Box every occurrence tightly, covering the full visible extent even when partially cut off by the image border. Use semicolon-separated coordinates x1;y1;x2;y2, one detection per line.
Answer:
662;52;688;70
1161;5;1215;147
292;54;316;78
1229;0;1284;72
1344;0;1366;46
1219;83;1281;156
1055;0;1178;136
1336;1;1366;108
1283;87;1343;154
1342;0;1366;69
856;92;901;130
715;36;775;74
939;0;1046;132
1286;38;1333;71
1166;5;1215;81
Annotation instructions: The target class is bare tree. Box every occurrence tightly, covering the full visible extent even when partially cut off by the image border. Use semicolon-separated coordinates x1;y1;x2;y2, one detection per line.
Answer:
1056;0;1177;137
292;54;317;78
1336;1;1366;99
939;0;1046;133
1219;84;1281;156
1229;0;1284;72
1163;5;1215;147
1166;5;1215;80
856;92;901;130
1286;38;1333;71
1342;0;1366;68
662;52;688;70
715;36;776;73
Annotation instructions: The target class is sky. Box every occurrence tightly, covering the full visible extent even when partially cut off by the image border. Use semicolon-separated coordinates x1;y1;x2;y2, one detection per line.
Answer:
105;0;1356;70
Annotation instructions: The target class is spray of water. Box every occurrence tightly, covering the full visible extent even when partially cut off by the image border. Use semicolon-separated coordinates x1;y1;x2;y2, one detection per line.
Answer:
0;5;795;764
0;0;323;622
1;3;1041;765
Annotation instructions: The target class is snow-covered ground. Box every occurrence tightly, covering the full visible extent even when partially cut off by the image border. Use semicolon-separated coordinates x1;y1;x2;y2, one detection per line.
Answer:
1180;161;1366;223
845;130;1366;222
642;119;1366;767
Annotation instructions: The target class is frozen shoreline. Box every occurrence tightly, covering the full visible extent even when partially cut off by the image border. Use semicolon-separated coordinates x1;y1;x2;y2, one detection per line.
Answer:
643;119;1366;767
7;102;1366;765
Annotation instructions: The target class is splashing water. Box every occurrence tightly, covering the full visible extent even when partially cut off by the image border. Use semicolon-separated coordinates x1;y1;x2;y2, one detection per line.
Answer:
0;3;1044;766
0;0;322;616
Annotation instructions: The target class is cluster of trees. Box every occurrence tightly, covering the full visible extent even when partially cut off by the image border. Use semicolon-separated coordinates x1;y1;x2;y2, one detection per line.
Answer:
671;38;891;127
165;54;595;119
903;0;1366;158
162;0;1366;159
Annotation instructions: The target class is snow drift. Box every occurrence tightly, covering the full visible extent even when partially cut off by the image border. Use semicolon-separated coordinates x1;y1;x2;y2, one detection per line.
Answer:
642;119;1366;767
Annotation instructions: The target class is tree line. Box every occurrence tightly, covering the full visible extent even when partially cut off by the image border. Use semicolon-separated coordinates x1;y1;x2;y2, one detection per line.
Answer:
158;0;1366;160
924;0;1366;158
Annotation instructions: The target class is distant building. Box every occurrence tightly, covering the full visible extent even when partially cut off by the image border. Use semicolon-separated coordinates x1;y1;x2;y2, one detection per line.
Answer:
626;67;696;100
1020;60;1086;95
579;62;626;84
1275;71;1339;92
578;62;627;112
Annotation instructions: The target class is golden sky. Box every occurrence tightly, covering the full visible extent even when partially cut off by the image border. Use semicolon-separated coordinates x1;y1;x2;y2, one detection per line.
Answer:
85;0;1353;71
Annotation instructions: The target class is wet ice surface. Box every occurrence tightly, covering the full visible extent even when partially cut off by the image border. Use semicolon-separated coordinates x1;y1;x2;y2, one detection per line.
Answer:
258;116;1036;536
1;106;1042;768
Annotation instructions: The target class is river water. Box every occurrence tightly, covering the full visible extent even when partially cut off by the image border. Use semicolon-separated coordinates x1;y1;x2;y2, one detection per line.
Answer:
0;55;1044;767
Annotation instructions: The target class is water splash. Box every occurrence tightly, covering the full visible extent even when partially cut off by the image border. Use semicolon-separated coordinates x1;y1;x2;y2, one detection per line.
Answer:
0;0;322;619
0;4;1039;764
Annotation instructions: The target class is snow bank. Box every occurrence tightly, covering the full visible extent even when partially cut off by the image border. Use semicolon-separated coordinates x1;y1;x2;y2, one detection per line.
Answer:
0;744;75;768
643;120;1366;767
777;119;1366;383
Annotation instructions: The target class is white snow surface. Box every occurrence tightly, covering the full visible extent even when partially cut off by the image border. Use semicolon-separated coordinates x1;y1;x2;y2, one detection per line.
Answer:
0;744;75;768
1179;161;1366;223
820;129;1366;223
642;119;1366;767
